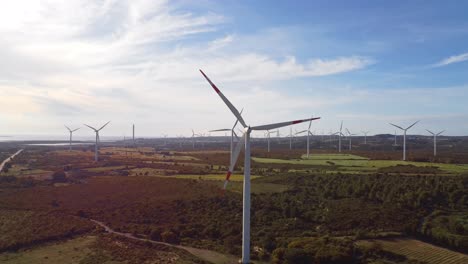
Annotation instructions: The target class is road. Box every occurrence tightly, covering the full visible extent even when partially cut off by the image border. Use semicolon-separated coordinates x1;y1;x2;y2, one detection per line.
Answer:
0;149;24;172
90;219;240;264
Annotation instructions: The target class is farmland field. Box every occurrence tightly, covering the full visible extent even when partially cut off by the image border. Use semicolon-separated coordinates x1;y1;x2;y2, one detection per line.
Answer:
253;153;468;174
357;238;468;264
0;140;467;263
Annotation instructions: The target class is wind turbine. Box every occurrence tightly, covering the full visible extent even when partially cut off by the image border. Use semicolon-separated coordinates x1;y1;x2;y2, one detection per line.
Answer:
265;130;278;152
362;130;370;144
389;121;419;161
346;128;357;151
64;126;79;152
426;129;444;157
84;121;110;162
210;110;243;164
289;127;293;150
334;121;344;153
132;124;135;147
295;117;318;158
191;129;198;149
200;70;320;264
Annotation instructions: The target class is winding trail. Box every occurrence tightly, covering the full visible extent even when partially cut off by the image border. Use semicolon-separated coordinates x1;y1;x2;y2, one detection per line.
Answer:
90;219;239;264
0;149;23;172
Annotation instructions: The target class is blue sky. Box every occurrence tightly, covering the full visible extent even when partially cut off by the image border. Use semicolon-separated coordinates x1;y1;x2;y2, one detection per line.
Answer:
0;0;467;138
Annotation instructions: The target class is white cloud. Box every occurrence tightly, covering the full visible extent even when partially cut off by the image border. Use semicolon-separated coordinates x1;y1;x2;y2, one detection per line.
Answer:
433;52;468;67
0;0;374;136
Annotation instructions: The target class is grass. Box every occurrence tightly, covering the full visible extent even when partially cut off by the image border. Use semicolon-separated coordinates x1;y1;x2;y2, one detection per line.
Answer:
253;154;468;174
0;164;52;178
84;165;129;172
0;236;97;264
169;173;261;182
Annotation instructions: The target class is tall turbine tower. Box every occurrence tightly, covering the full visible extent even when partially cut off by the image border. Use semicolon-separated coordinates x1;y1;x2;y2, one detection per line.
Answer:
362;131;370;144
64;126;79;152
265;130;278;152
295;117;318;158
289;127;293;150
132;124;135;147
426;129;444;157
346;128;357;151
334;121;344;153
84;121;110;162
389;121;419;161
209;111;243;164
201;70;320;264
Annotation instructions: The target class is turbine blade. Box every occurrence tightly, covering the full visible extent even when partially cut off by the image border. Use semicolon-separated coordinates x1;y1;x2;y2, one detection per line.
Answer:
200;70;247;128
209;129;231;132
98;121;111;131
251;117;321;131
389;123;404;130
346;128;351;135
232;108;244;129
406;120;419;130
84;124;98;131
72;128;80;132
64;125;71;132
295;130;307;135
426;129;434;135
223;132;246;189
437;130;445;136
340;121;343;131
308;118;313;130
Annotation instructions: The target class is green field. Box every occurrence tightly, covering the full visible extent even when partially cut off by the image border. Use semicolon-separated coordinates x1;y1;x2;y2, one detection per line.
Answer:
253;154;468;174
170;173;261;182
0;236;96;264
84;165;130;172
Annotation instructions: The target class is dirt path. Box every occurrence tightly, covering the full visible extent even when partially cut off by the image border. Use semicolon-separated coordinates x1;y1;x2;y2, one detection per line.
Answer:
0;149;23;172
90;219;239;264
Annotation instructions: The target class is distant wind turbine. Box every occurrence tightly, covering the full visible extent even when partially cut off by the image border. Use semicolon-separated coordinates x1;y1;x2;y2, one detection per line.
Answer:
132;124;135;147
426;129;444;157
84;121;110;162
346;128;357;151
200;69;320;264
362;131;370;144
390;121;419;161
265;130;278;152
334;121;344;153
295;117;318;158
210;110;243;164
64;125;79;152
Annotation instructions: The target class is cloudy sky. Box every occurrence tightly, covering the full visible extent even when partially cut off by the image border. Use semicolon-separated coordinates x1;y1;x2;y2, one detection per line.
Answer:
1;0;468;138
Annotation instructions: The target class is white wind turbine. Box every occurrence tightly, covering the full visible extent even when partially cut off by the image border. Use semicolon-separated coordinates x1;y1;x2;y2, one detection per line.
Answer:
426;129;444;157
389;121;419;161
64;126;80;152
334;121;344;153
191;129;199;149
265;129;278;152
289;127;293;150
209;111;243;164
200;70;320;264
84;121;110;162
362;130;370;144
295;117;318;158
346;128;357;151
